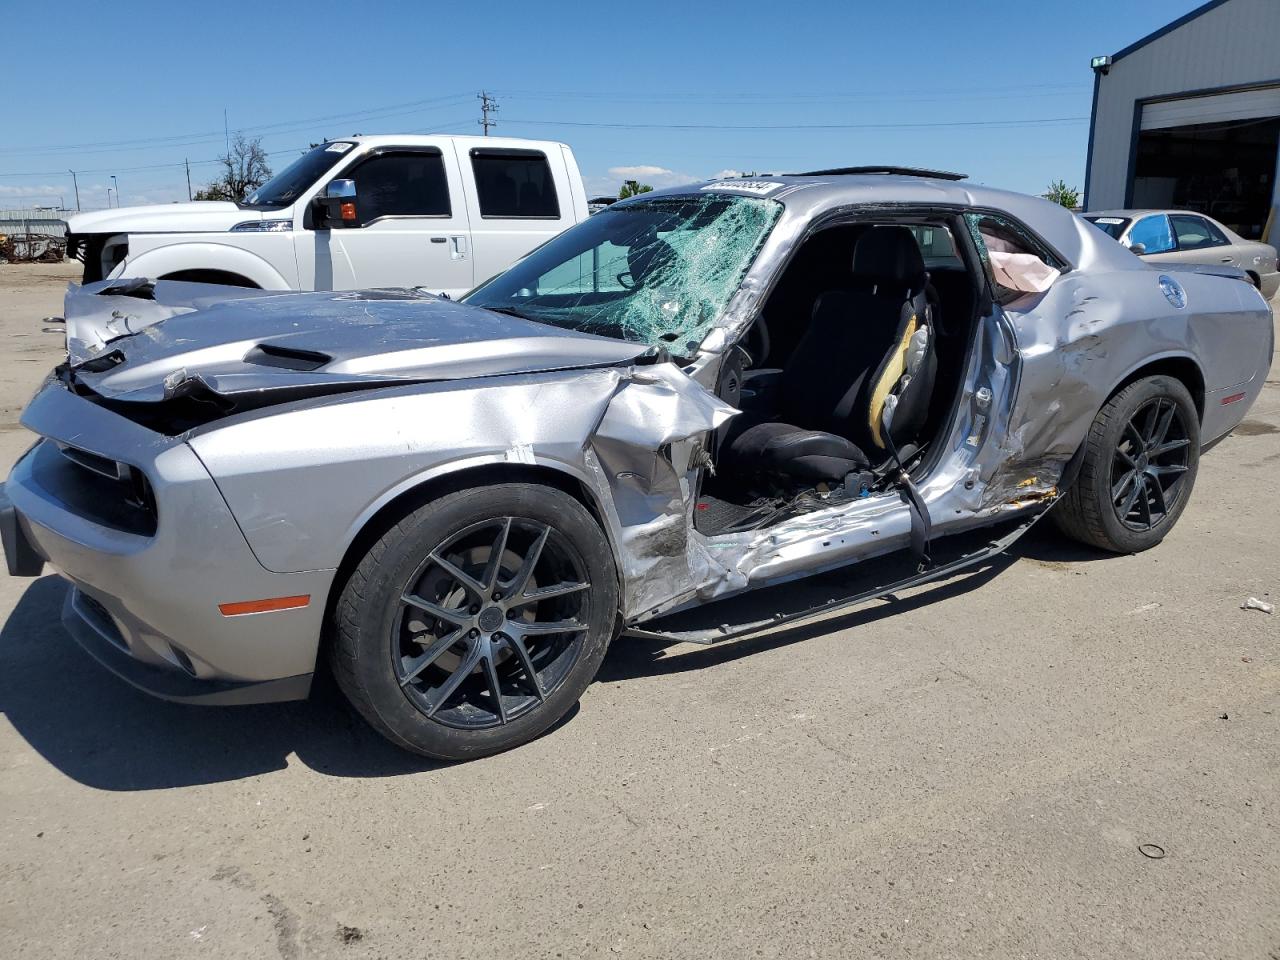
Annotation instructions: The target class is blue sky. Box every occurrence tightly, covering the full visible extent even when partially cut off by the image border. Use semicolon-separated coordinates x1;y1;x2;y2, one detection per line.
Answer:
1;0;1204;210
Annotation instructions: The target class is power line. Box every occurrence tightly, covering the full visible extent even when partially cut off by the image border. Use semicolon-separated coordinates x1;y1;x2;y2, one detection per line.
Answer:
0;119;479;181
497;81;1090;102
500;116;1090;132
0;93;475;157
501;87;1092;107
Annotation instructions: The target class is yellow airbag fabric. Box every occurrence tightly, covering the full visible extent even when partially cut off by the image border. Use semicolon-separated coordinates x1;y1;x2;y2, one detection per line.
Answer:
868;315;917;449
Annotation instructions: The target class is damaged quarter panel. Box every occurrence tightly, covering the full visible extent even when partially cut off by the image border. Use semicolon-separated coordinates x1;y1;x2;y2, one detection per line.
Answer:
984;211;1271;507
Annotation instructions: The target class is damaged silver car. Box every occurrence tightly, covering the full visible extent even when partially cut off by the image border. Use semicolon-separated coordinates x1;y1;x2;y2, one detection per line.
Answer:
2;169;1272;759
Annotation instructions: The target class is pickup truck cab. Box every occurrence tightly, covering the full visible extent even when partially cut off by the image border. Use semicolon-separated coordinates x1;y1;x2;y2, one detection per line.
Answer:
65;135;589;298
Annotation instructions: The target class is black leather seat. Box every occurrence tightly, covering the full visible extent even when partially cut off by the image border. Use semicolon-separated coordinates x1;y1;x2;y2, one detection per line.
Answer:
720;226;937;484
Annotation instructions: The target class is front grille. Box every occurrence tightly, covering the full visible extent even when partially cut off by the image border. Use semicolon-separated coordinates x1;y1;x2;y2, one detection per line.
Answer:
30;441;157;537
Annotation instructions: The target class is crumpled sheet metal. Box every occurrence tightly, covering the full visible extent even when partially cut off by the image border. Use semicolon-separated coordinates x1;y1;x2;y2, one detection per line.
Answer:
63;279;280;363
583;363;738;616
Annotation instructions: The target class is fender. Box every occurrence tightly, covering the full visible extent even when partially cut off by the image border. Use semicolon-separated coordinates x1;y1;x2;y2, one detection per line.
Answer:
1105;349;1204;404
335;451;623;575
119;240;295;290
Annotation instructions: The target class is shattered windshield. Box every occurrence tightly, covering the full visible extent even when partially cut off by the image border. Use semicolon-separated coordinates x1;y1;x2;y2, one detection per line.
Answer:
463;193;781;355
243;142;354;207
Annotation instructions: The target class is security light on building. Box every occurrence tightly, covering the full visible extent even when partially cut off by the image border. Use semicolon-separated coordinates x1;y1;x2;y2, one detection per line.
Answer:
1085;0;1280;243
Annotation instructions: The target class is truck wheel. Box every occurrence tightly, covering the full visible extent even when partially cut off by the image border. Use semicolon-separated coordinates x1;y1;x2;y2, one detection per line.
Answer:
1053;375;1199;553
331;484;618;760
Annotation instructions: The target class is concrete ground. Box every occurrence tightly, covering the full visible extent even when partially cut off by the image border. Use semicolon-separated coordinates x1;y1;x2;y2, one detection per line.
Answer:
0;261;1277;959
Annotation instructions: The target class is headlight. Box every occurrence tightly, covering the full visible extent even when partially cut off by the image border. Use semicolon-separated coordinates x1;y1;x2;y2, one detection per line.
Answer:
230;219;292;233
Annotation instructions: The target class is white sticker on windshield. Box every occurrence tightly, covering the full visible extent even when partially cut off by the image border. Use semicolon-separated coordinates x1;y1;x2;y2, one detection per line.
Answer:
701;180;784;196
1094;217;1125;224
326;142;354;153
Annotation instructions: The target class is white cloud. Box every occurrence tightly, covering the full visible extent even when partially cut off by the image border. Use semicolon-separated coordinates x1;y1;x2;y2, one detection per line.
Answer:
0;183;68;200
710;169;743;180
608;165;674;179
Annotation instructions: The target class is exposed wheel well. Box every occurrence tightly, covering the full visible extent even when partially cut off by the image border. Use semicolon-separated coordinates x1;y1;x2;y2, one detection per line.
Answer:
1246;270;1261;288
158;269;260;288
325;464;611;627
1110;357;1205;422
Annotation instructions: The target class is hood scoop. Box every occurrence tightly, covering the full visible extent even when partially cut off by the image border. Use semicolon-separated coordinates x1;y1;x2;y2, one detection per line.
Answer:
244;343;332;371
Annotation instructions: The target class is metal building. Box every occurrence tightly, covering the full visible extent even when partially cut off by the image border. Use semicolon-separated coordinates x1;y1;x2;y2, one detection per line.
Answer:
1084;0;1280;241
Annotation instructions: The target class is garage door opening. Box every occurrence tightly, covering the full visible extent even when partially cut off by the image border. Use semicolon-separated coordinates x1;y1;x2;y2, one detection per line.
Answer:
1132;113;1279;241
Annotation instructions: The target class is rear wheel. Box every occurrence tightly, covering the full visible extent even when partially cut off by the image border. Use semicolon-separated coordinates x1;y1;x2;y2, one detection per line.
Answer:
1053;375;1199;553
331;484;618;760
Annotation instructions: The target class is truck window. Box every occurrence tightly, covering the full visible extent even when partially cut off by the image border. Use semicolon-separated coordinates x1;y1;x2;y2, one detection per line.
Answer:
346;150;451;223
470;148;560;219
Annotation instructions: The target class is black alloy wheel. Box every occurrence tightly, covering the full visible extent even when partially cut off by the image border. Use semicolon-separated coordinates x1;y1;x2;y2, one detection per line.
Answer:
1109;396;1192;531
393;517;591;729
332;483;619;760
1053;375;1200;553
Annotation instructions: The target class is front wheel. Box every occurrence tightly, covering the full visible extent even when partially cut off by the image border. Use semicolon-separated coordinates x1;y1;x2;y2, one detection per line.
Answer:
1053;375;1200;553
331;484;619;760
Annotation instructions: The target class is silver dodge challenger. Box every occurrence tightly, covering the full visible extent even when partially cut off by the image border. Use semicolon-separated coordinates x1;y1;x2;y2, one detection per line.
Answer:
2;168;1273;759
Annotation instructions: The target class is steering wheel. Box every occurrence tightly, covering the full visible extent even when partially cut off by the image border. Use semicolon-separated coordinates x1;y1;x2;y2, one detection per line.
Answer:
742;314;771;367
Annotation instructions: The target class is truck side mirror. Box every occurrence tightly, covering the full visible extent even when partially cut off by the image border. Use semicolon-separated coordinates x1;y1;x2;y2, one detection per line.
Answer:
313;179;359;228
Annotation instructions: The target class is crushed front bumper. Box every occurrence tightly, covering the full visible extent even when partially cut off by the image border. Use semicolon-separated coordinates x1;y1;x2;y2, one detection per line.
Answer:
3;379;335;704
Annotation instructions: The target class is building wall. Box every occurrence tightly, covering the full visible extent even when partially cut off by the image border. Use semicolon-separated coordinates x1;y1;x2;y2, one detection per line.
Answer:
1086;0;1280;209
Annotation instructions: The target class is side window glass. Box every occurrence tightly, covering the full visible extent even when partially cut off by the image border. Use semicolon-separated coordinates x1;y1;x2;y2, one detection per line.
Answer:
471;150;560;219
346;151;451;223
906;224;962;268
534;241;628;295
1171;214;1226;249
1127;215;1175;254
964;212;1062;301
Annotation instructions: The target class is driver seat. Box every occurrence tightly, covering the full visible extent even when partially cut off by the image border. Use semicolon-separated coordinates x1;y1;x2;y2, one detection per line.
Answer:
720;226;938;484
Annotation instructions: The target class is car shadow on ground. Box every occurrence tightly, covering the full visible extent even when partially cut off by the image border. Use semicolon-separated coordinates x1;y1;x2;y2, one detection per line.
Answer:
0;576;449;790
0;526;1107;791
598;523;1113;682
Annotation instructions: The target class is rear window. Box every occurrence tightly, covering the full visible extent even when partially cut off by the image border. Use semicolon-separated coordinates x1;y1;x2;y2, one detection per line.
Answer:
1171;214;1228;250
1084;216;1130;240
471;148;560;219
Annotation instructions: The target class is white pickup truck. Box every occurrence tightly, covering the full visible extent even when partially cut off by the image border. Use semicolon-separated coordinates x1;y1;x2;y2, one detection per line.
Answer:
65;135;589;298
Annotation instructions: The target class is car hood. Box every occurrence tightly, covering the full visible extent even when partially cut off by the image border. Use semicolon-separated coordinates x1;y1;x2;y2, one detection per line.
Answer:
66;286;649;411
66;201;268;235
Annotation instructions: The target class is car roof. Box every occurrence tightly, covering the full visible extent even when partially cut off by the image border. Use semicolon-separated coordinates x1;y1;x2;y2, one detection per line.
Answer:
628;173;1116;270
1087;209;1220;220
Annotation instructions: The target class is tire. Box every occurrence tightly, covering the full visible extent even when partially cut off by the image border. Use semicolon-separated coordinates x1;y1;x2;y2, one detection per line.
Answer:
331;483;619;760
1053;375;1199;553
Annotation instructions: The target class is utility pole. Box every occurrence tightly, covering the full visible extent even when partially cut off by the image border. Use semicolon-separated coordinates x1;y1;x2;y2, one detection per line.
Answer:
110;175;120;207
68;169;80;211
224;108;230;154
185;158;193;200
478;91;498;136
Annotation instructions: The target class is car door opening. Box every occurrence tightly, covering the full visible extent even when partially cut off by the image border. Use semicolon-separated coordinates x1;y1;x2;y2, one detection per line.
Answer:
697;216;985;536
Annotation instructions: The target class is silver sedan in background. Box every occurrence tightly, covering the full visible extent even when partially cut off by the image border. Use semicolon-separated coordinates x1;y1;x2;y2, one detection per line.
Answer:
1085;209;1279;299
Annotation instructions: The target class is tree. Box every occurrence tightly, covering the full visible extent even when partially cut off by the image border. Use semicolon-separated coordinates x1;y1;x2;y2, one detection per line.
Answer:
619;179;653;199
194;134;273;201
1043;179;1081;209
